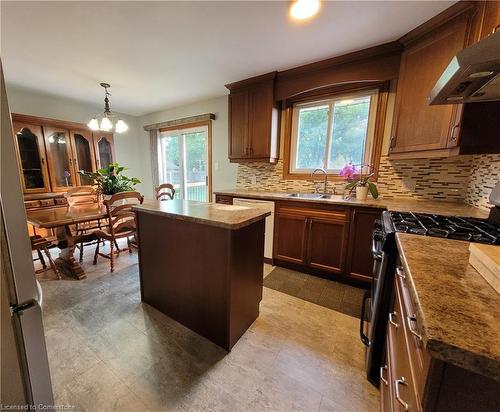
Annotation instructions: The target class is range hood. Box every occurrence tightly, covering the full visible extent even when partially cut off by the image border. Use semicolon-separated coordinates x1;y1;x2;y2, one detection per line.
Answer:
429;30;500;105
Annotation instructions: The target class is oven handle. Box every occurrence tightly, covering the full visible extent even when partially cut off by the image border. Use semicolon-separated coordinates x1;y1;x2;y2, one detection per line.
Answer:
371;237;383;260
360;290;370;347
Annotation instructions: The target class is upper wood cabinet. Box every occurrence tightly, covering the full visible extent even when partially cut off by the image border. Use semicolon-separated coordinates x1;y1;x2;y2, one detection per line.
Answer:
389;14;470;158
226;72;279;163
12;122;51;194
70;129;96;186
93;132;115;170
12;114;115;194
389;4;500;159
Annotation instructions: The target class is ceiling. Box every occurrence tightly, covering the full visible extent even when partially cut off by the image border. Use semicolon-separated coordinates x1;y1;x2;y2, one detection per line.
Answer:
1;1;455;116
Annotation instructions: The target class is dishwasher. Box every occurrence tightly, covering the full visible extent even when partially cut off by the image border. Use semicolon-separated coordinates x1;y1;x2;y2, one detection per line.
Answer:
232;198;275;261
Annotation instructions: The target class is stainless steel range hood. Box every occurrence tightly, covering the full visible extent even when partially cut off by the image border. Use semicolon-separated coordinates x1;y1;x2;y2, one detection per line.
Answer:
429;30;500;105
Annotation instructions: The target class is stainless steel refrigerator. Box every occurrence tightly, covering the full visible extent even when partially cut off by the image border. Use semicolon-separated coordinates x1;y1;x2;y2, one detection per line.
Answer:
1;64;54;408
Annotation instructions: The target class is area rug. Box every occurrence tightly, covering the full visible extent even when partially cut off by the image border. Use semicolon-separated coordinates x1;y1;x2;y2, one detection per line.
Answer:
264;266;366;319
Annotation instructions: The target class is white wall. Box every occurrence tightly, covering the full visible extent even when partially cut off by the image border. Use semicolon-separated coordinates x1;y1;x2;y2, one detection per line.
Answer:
139;96;237;197
6;86;149;194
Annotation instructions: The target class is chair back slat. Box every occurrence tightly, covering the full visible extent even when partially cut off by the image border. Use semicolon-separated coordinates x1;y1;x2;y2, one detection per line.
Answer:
103;191;144;237
155;183;175;201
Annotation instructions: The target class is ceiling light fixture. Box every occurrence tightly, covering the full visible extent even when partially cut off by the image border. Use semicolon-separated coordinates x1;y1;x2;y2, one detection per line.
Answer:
290;0;321;21
88;83;128;133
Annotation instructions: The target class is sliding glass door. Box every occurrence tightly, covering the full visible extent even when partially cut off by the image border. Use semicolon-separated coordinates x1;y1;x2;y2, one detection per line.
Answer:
158;124;210;202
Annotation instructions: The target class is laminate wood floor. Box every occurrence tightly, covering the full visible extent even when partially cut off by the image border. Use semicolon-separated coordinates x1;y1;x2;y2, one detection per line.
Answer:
37;240;379;411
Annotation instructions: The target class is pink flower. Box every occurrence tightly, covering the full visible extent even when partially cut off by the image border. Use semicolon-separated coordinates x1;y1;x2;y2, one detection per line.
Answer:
340;163;356;180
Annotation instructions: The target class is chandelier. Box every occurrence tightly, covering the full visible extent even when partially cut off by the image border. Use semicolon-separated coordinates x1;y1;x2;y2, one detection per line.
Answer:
87;82;128;133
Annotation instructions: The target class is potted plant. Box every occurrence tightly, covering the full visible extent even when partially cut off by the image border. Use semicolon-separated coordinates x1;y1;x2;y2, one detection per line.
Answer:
80;162;141;202
340;163;379;201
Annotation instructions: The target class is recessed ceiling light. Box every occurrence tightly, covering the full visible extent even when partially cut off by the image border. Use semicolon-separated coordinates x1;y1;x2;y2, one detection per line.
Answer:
290;0;321;21
469;71;494;79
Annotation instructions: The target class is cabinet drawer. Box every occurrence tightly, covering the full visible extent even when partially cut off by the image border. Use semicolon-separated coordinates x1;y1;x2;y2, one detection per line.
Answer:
25;200;41;209
215;195;233;205
54;197;68;206
387;282;420;412
396;266;429;397
39;199;56;207
277;204;348;221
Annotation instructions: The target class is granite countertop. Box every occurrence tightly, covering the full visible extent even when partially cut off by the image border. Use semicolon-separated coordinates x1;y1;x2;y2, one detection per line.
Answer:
214;189;489;219
133;199;270;230
396;234;500;381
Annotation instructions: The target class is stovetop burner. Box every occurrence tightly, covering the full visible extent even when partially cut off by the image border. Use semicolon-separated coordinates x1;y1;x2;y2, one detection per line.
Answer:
390;212;500;244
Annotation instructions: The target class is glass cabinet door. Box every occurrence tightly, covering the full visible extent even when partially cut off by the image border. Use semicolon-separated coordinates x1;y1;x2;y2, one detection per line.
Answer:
70;130;96;186
13;122;50;193
43;126;75;191
93;133;115;170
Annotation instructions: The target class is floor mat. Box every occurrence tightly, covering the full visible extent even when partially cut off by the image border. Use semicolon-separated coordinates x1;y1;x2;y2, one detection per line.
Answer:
264;266;366;318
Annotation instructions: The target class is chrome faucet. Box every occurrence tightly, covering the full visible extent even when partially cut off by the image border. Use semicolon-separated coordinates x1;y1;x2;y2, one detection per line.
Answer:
311;168;328;194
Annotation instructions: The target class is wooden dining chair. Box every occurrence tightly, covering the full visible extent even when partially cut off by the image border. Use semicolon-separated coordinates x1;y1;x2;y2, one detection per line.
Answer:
155;183;175;201
92;191;144;272
31;235;60;279
65;186;102;262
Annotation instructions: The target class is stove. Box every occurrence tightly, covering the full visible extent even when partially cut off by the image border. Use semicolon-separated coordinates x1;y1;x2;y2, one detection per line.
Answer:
390;212;500;244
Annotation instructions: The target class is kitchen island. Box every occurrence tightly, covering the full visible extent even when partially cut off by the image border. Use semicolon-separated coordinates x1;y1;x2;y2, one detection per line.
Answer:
133;200;270;350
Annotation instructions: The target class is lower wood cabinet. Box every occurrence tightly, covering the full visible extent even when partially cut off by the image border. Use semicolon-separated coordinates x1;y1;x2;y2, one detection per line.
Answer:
273;201;351;280
274;212;308;265
347;208;381;282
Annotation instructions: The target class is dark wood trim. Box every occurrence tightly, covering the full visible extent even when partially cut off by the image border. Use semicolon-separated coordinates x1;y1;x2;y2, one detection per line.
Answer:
277;41;402;80
158;119;211;133
12;113;88;131
398;1;476;46
144;113;215;131
225;71;277;91
282;81;390;181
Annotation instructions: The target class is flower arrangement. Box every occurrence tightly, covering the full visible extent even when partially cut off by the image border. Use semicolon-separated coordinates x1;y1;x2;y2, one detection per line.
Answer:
80;162;141;197
340;163;379;200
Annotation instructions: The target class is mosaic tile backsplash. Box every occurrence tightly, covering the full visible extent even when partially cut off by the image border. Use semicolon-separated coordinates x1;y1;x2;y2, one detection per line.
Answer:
236;154;500;211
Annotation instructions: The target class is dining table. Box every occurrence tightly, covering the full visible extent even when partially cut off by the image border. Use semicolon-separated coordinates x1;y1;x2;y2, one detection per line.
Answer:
26;203;109;279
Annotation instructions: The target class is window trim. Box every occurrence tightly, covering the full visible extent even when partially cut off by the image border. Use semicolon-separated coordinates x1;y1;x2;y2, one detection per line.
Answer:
282;82;389;181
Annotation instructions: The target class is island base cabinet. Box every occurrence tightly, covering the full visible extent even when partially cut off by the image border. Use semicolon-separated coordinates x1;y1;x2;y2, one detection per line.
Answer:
136;211;265;351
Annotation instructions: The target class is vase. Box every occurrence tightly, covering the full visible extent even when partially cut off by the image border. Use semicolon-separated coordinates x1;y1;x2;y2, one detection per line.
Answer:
356;185;369;201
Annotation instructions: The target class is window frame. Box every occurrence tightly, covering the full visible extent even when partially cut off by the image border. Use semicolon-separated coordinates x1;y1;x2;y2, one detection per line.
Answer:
283;82;389;181
157;119;213;202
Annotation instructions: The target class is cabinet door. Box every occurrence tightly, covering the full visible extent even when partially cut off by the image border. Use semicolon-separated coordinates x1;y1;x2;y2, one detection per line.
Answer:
306;216;349;275
12;122;50;193
228;89;249;159
70;129;96;186
347;208;381;283
43;126;76;191
274;212;308;265
390;16;469;155
93;132;115;169
248;82;272;158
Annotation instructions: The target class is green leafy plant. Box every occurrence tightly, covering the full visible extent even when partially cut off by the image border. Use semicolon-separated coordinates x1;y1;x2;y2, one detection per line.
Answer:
340;163;379;199
80;162;141;196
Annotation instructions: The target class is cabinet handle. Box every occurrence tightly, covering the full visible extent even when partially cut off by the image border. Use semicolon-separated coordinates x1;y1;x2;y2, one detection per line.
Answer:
389;311;399;328
396;266;406;280
380;365;388;386
450;124;460;141
407;315;423;342
395;377;410;411
41;158;45;164
389;135;395;150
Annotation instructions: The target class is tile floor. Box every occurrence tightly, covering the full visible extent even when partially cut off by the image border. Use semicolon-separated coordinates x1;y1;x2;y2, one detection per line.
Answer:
38;241;379;411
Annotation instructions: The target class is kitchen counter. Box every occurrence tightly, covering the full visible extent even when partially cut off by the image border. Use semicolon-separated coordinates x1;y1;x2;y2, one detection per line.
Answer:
133;199;270;230
396;233;500;381
214;189;489;219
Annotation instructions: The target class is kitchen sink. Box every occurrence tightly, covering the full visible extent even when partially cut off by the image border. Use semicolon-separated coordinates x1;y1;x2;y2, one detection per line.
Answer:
287;193;342;200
